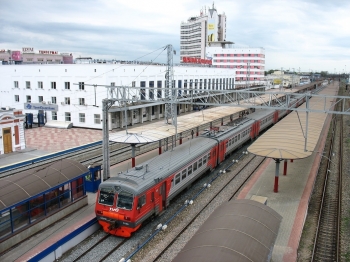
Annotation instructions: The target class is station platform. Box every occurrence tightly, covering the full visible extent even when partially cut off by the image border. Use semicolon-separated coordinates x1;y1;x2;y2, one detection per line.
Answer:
237;140;328;261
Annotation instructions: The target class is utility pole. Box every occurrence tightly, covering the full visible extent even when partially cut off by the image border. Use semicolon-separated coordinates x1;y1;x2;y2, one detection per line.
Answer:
164;44;177;150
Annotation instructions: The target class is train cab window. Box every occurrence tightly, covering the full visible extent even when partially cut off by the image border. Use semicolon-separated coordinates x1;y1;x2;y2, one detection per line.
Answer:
137;195;146;209
188;166;192;175
175;174;181;185
98;187;115;206
198;159;202;168
116;191;134;210
193;162;198;171
203;156;207;164
182;170;187;180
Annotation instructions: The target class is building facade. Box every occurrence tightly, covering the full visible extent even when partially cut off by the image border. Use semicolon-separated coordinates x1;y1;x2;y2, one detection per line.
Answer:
0;47;73;65
0;63;235;129
180;4;266;88
180;4;226;61
206;44;265;88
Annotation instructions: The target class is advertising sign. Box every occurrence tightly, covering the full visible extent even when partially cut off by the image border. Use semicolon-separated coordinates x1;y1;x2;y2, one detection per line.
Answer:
207;8;218;42
11;51;22;61
24;103;58;111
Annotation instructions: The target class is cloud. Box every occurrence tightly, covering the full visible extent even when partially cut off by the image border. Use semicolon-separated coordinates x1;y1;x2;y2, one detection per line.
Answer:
1;0;350;72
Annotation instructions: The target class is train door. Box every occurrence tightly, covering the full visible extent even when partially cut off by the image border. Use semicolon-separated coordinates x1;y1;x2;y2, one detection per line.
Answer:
3;128;12;154
159;182;166;212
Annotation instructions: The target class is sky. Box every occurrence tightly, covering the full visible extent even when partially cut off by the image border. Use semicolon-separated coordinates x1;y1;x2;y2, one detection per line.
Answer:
1;0;350;73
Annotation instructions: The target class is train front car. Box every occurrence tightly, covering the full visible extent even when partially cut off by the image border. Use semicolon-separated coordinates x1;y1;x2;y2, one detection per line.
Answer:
95;180;139;237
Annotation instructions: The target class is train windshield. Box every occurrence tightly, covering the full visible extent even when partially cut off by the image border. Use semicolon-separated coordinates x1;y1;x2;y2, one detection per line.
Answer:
116;191;133;210
98;187;115;206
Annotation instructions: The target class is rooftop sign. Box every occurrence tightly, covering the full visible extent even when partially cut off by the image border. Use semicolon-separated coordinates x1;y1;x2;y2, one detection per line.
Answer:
22;47;34;53
39;50;58;55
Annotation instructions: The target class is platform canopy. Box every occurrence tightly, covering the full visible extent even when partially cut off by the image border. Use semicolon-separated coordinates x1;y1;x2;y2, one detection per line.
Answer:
248;85;339;160
0;159;89;211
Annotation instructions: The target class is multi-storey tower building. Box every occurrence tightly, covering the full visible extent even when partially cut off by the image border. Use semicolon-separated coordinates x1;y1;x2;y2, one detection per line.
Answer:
180;4;226;62
180;4;265;88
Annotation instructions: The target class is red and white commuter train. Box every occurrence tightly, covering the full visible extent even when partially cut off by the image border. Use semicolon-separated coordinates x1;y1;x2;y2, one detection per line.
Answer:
95;100;301;237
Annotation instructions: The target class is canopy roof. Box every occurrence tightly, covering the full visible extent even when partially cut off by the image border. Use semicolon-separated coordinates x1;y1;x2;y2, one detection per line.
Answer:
172;199;282;262
0;159;88;211
248;85;338;159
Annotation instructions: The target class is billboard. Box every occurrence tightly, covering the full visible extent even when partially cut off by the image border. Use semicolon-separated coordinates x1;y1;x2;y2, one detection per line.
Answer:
207;8;218;42
24;103;58;111
11;51;22;61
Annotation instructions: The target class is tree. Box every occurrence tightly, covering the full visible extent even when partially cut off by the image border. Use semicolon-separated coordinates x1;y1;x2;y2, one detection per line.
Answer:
320;71;328;77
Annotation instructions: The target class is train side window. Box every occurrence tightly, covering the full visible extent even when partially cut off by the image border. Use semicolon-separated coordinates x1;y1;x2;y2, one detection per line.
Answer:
175;174;180;185
193;162;197;171
225;141;228;147
203;156;207;164
198;159;202;168
208;153;211;160
234;136;237;142
182;170;187;180
138;195;146;208
238;134;240;140
188;166;192;175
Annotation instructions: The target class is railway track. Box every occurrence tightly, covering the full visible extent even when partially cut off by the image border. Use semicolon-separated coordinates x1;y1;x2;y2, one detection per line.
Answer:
72;233;127;262
126;152;266;262
311;113;343;261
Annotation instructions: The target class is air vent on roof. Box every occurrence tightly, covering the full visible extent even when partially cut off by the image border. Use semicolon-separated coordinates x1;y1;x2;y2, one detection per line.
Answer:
135;165;143;170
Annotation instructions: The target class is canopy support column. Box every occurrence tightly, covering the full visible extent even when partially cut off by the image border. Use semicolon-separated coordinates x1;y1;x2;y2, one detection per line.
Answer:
131;144;136;168
274;159;281;193
283;160;287;176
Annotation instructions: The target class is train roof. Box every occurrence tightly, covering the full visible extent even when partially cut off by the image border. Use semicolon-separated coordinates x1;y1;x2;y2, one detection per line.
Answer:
172;199;282;262
100;137;217;195
201;108;275;140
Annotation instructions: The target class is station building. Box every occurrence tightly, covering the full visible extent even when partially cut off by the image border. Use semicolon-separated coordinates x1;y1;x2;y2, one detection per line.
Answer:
0;108;25;155
0;63;235;130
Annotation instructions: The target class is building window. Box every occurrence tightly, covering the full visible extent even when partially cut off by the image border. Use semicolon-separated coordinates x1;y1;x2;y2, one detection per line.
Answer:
65;97;70;105
157;81;162;98
94;114;101;124
26;95;31;103
52;111;57;120
65;82;70;90
26;81;31;89
14;81;19;88
132;81;136;87
79;113;85;123
140;81;146;100
38;96;43;102
111;82;115;86
51;96;57;104
51;82;56;89
79;82;84;90
38;81;43;89
15;95;19;102
149;81;154;100
65;112;71;121
79;98;85;105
